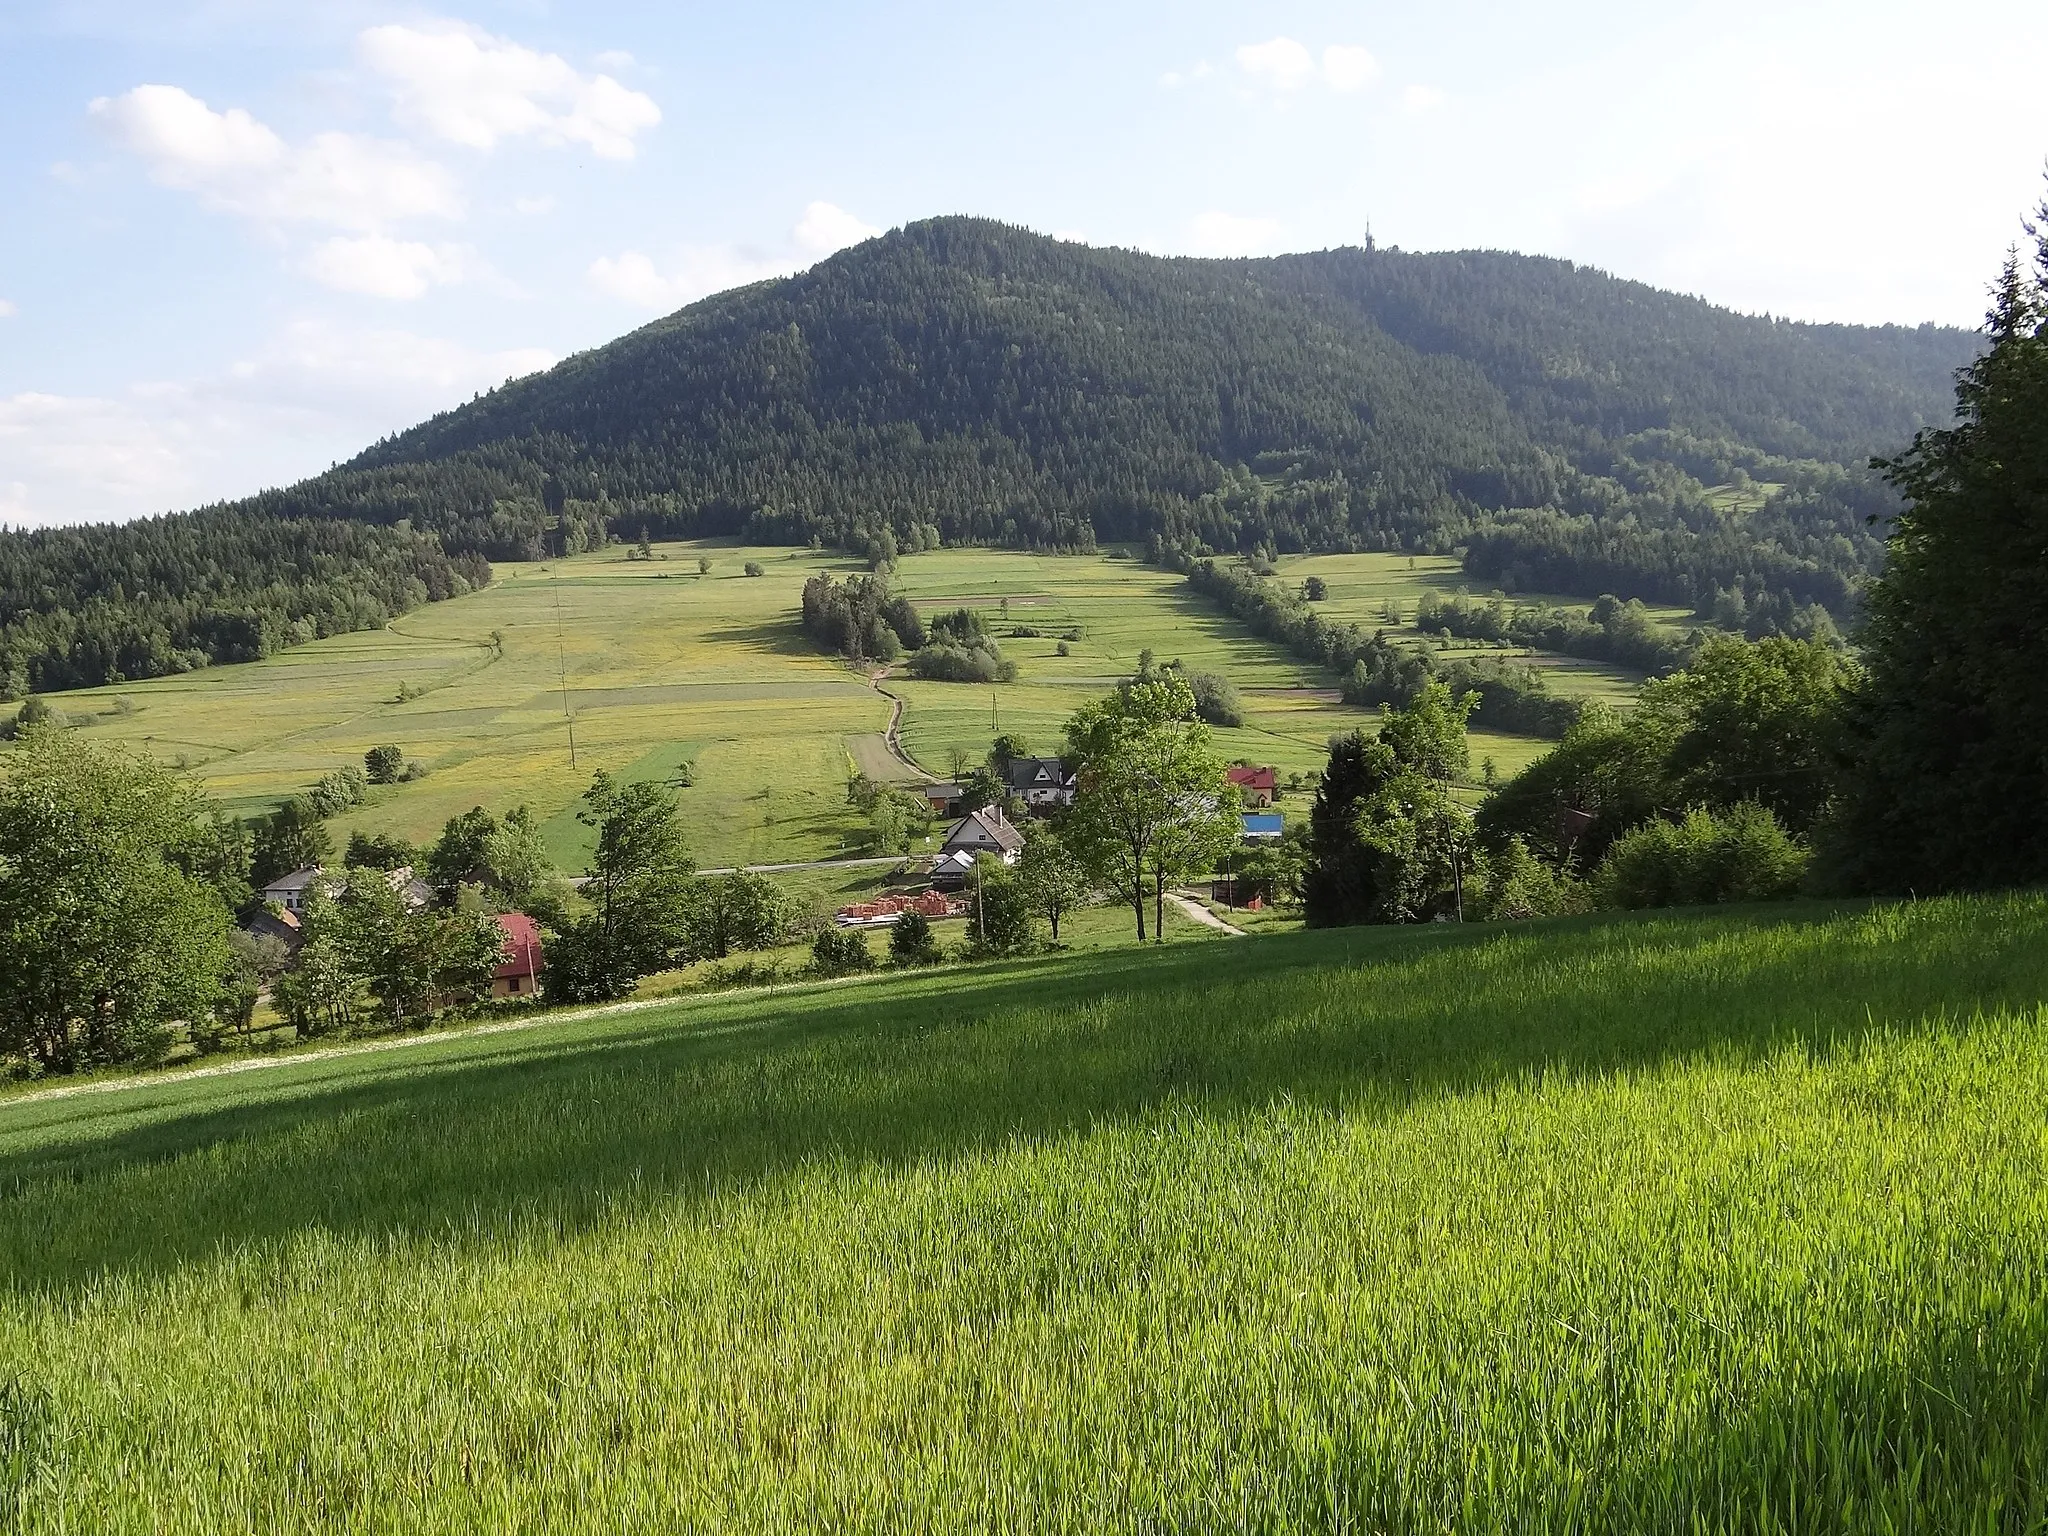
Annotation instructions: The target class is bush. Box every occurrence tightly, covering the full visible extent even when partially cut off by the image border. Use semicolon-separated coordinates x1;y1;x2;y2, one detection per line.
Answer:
364;744;404;784
1185;671;1245;728
811;927;876;976
1594;803;1808;910
1474;836;1587;921
305;765;368;819
889;909;943;967
743;561;765;577
905;642;1017;683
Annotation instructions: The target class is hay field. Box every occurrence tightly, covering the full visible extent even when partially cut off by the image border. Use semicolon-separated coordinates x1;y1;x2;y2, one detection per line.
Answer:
3;893;2044;1529
34;542;1643;866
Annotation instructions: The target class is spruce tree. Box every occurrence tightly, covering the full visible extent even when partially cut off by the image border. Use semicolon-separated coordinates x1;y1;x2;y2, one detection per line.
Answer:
1834;204;2048;891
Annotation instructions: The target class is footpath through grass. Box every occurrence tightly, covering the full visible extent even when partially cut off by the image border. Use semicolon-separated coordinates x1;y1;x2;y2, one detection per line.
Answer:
3;894;2046;1530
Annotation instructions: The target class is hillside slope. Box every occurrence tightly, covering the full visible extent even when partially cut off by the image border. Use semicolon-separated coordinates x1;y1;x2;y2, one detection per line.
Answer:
0;219;1976;691
3;895;2045;1528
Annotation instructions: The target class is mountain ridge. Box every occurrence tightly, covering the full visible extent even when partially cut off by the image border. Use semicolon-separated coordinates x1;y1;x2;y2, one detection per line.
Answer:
0;217;1980;693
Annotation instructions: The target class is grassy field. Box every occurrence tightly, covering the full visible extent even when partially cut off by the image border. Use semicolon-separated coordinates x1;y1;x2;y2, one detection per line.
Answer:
24;542;1614;870
2;893;2045;1529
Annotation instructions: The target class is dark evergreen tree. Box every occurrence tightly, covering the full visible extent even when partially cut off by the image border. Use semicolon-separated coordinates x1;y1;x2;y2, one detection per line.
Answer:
1832;210;2048;892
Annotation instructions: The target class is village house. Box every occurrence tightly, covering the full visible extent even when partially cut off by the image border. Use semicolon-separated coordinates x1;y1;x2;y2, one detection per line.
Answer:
1001;756;1076;810
491;912;546;1001
1227;765;1278;807
256;863;434;917
931;807;1026;889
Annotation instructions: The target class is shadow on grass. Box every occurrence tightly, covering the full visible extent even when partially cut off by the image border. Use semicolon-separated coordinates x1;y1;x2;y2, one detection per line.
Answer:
3;894;2046;1298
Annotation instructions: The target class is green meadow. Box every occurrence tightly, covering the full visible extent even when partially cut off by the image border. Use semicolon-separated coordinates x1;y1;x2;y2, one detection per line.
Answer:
32;541;1623;870
2;893;2044;1529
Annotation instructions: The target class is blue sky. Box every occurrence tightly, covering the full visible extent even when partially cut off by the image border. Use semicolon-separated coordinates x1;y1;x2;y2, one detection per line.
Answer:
2;0;2045;527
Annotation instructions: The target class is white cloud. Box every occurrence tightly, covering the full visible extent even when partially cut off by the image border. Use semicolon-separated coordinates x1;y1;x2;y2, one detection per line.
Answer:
591;202;883;311
793;200;881;255
358;21;661;160
91;84;459;230
305;236;480;299
1160;62;1214;89
1401;84;1445;114
1236;37;1318;92
1236;38;1380;93
0;321;553;528
1321;46;1381;91
0;301;15;319
1185;210;1284;257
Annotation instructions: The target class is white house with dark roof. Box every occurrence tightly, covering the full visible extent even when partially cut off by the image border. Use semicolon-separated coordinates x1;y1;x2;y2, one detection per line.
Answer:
1001;756;1076;809
259;866;327;914
940;807;1026;863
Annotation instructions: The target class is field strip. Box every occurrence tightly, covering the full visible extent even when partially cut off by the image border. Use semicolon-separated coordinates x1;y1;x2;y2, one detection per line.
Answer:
0;968;921;1112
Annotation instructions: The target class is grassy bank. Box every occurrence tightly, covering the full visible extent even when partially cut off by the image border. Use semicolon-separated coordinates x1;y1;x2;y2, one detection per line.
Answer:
3;894;2045;1529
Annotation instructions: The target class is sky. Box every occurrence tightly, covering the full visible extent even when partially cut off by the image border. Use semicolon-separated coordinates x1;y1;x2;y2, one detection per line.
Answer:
2;0;2045;529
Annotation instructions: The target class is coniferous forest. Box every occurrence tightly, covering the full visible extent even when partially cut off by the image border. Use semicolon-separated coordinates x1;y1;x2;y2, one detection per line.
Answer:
0;217;1976;693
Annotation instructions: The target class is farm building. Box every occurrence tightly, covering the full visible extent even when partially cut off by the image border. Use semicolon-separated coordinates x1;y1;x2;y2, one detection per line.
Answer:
1227;765;1278;806
1002;756;1076;809
1241;812;1285;843
921;781;965;816
491;913;546;1000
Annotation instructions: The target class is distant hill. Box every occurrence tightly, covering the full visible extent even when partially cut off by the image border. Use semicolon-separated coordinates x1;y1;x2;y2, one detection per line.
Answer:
0;218;1977;692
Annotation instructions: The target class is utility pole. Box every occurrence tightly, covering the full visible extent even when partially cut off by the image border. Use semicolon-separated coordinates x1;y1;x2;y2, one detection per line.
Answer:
553;568;578;770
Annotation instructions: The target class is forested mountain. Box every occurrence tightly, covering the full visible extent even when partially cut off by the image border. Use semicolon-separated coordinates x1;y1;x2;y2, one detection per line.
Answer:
2;218;1976;691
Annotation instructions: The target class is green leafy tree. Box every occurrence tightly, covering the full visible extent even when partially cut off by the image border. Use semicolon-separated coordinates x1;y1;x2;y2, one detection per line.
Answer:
868;788;933;854
966;857;1038;957
487;805;561;915
364;744;405;784
1651;635;1848;834
1476;703;1679;870
1065;675;1233;942
1015;824;1091;943
551;770;697;1001
988;734;1031;776
1303;683;1480;926
1834;207;2048;891
345;830;418;872
690;872;792;959
249;799;332;888
0;729;232;1072
174;806;254;914
811;926;875;976
889;908;942;967
426;807;500;897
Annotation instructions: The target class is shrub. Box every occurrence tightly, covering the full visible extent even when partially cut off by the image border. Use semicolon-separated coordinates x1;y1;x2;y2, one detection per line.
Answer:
1595;803;1808;910
364;744;404;784
1185;671;1245;728
1474;836;1587;921
905;642;1017;683
811;927;875;976
1055;641;1071;657
889;909;943;967
743;561;765;577
305;765;368;819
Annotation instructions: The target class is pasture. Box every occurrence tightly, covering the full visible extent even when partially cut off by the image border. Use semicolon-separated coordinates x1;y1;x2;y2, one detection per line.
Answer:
32;541;1649;869
2;892;2044;1529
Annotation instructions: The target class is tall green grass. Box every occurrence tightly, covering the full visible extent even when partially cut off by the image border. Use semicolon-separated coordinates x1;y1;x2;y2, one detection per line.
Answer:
3;896;2046;1530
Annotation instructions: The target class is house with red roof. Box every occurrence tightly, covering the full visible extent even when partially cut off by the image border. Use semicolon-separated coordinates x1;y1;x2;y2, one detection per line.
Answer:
1227;765;1278;807
491;912;546;1001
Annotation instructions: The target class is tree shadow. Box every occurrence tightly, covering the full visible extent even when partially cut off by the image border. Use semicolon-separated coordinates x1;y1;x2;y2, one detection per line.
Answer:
3;895;2044;1299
